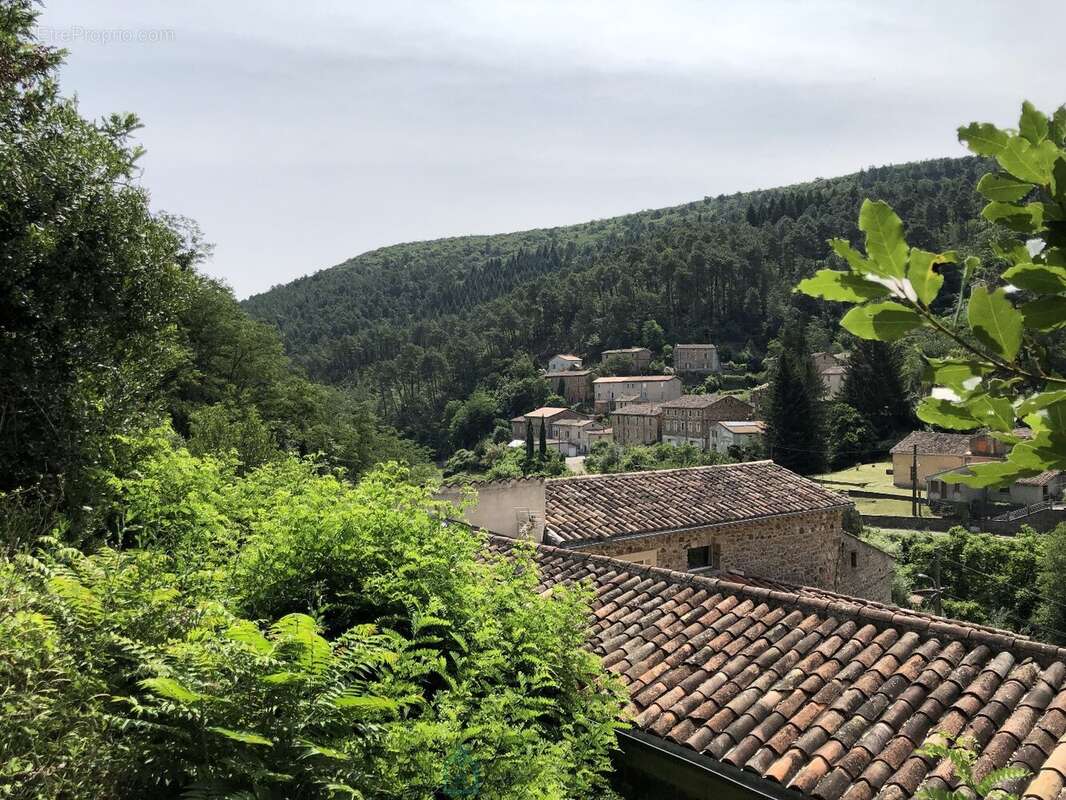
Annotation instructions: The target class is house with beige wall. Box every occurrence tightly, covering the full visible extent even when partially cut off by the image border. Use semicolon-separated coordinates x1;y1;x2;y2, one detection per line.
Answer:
593;375;681;413
510;407;584;441
889;430;1014;489
714;419;766;453
610;403;662;446
661;394;755;449
547;353;582;372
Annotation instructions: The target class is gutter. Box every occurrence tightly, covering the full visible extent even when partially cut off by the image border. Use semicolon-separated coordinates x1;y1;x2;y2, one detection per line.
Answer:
616;729;805;800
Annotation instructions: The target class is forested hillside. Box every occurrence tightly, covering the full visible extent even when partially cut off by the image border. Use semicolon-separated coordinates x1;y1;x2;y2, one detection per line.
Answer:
245;157;993;450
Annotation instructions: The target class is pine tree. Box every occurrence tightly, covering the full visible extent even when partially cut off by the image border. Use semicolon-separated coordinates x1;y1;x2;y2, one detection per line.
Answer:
765;318;827;474
839;339;914;442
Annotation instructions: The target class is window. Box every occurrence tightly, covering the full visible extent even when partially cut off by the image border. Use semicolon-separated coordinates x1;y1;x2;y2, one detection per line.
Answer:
687;542;721;571
850;550;858;568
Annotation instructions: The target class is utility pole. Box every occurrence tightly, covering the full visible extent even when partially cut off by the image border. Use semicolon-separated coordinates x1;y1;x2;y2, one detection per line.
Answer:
911;444;919;517
915;551;944;617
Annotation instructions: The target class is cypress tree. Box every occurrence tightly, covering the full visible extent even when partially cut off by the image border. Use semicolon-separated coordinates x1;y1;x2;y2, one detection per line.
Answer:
539;419;547;457
765;318;827;475
525;420;534;460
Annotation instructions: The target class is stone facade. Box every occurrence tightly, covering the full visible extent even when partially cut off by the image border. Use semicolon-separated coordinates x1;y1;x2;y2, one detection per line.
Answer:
570;507;892;602
601;347;652;372
610;404;662;446
544;369;593;404
673;343;720;374
661;395;756;450
593;375;682;413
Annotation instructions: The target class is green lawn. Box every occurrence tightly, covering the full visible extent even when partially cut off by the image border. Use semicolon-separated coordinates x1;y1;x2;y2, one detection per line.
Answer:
853;497;918;516
814;461;910;497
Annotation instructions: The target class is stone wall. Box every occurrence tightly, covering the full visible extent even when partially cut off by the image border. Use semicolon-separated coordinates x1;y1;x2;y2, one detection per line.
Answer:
834;534;896;603
574;508;850;593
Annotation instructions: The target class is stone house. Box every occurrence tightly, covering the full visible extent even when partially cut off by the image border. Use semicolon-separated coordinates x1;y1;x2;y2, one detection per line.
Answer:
544;368;593;404
600;346;652;372
510;407;584;441
660;394;756;450
550;418;600;455
544;461;894;601
713;419;767;452
889;430;1014;489
547;353;582;372
609;403;663;446
749;382;770;418
593;375;681;413
673;343;720;374
585;426;613;449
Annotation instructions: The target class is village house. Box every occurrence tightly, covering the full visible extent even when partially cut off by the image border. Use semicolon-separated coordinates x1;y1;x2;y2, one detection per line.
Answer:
547;353;582;372
585;425;613;449
889;430;1015;489
593;374;681;413
485;533;1066;800
542;461;894;600
927;468;1065;515
600;346;653;372
610;403;662;446
812;351;848;398
509;406;584;441
713;419;767;452
749;382;770;418
660;394;756;450
672;343;721;374
550;417;603;455
543;368;593;404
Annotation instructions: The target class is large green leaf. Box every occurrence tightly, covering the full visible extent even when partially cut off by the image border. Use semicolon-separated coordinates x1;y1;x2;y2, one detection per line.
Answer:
981;201;1044;233
332;694;400;715
140;677;204;705
951;460;1037;488
828;238;871;273
859;200;908;278
271;613;332;673
916;397;981;430
840;301;922;341
925;358;993;393
226;620;273;656
1002;263;1066;293
907;249;952;306
963;394;1015;432
1020;296;1066;331
958;122;1009;157
796;270;891;302
996;137;1059;185
1020;100;1049;144
1017;390;1066;416
967;286;1023;360
976;172;1035;202
208;727;273;746
1051;105;1066;145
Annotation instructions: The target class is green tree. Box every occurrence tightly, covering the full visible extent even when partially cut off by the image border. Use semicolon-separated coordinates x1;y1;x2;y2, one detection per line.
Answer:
826;402;878;469
0;3;192;508
765;318;827;474
186;403;279;472
1036;523;1066;639
447;391;499;451
640;319;665;352
538;418;547;457
839;339;915;442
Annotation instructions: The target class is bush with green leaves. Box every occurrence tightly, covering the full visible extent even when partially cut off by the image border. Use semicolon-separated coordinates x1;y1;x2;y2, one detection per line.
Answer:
0;431;625;799
916;733;1028;800
798;101;1066;486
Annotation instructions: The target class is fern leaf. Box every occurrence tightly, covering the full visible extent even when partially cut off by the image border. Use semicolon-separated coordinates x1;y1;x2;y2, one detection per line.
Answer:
206;726;273;746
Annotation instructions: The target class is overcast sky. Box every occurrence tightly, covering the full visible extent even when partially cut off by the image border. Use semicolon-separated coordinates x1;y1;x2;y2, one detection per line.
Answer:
37;1;1066;299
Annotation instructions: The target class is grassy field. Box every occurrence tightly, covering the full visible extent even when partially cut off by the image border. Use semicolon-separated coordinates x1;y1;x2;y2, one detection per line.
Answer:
814;461;910;496
853;497;917;516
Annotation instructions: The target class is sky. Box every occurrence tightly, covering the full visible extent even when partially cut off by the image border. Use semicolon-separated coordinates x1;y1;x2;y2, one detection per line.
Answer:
36;1;1066;299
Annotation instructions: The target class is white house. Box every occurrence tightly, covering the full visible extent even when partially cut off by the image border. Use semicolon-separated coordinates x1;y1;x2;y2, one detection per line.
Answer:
713;420;767;453
547;354;583;372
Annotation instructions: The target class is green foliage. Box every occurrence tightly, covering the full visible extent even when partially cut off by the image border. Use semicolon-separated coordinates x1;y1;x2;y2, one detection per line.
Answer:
584;441;733;474
764;317;827;474
839;340;915;442
826;403;879;469
187;403;280;472
798;101;1066;488
916;734;1028;800
0;433;625;798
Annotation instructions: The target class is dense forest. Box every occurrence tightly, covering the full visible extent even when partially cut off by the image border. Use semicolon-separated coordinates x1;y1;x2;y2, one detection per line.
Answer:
245;157;993;451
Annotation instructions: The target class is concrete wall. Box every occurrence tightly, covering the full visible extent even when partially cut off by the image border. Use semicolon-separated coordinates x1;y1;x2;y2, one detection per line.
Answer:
569;508;895;601
548;355;582;372
436;478;546;542
891;452;1001;489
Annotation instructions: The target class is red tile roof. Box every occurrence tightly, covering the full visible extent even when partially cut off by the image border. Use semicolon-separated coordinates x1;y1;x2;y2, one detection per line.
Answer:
594;375;679;384
1016;471;1062;487
544;462;851;544
890;432;976;456
610;403;662;417
483;536;1066;800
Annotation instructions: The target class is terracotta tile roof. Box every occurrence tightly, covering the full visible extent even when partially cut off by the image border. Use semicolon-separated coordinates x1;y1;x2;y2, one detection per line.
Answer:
603;347;651;355
719;420;767;434
511;407;572;422
483;536;1066;800
552;418;596;428
594;375;679;384
544;462;851;544
610;403;662;417
890;432;976;456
